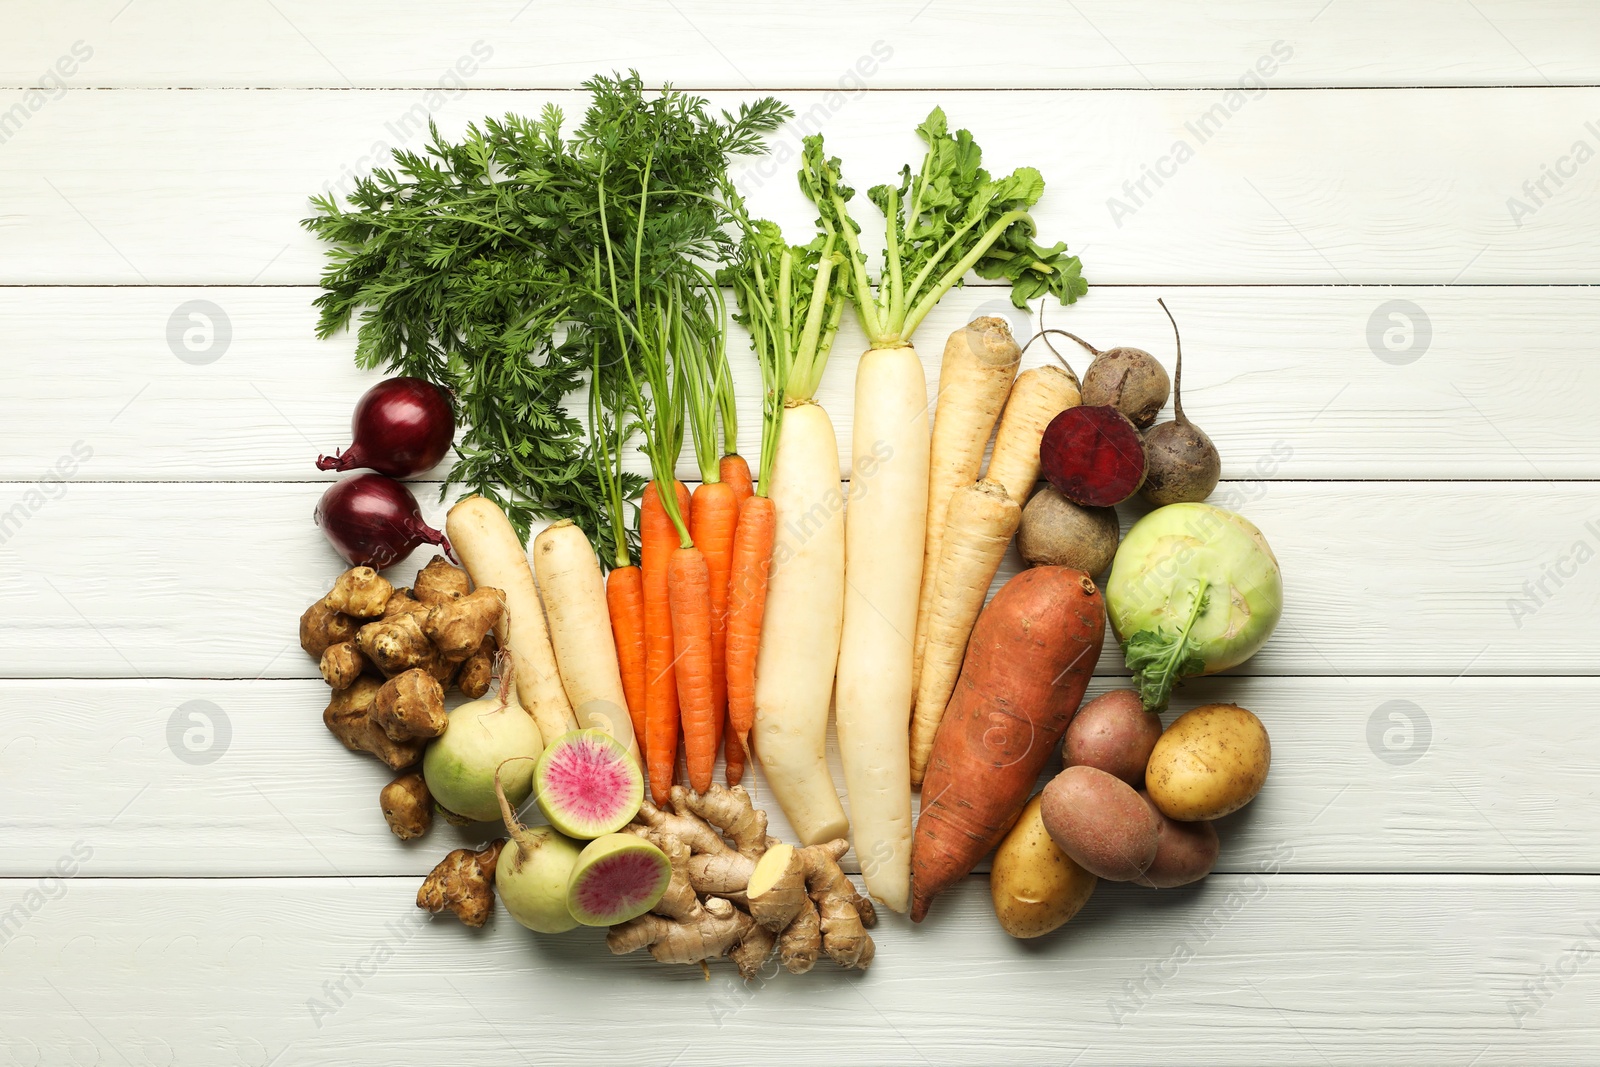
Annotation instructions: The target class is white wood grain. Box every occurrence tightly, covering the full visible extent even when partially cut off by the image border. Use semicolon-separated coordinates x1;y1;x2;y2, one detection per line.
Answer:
0;480;1590;680
4;88;1599;284
4;283;1593;482
2;675;1591;878
2;875;1596;1065
4;1;1597;89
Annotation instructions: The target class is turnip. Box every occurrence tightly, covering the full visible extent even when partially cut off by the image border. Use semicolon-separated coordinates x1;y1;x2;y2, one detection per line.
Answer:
492;759;582;933
422;664;545;822
532;728;643;839
1141;299;1222;506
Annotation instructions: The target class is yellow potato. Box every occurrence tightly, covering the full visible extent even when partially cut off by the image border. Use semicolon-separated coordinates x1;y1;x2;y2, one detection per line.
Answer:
1146;703;1271;821
990;795;1098;939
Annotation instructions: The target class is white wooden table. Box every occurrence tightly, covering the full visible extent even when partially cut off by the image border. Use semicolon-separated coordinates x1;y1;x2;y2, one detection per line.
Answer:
3;3;1598;1063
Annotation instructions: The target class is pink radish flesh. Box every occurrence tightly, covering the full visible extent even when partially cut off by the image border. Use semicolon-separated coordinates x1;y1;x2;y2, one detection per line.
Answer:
534;730;643;837
567;840;671;925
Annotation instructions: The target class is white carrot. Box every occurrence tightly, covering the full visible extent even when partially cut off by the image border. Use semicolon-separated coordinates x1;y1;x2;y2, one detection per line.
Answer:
531;519;640;764
908;479;1021;785
984;365;1082;503
753;401;850;845
834;345;930;912
909;318;1021;700
445;496;577;748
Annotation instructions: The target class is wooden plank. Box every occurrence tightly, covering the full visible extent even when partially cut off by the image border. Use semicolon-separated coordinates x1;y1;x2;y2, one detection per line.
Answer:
1;874;1595;1065
5;283;1596;482
3;675;1593;878
4;1;1598;89
4;88;1600;284
0;480;1592;680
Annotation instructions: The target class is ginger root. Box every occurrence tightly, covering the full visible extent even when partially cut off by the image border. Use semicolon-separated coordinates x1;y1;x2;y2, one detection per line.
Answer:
381;772;433;840
413;556;471;606
373;668;447;741
356;613;435;676
300;600;357;659
423;587;504;662
417;840;505;927
612;785;876;979
324;566;393;618
319;641;367;690
323;677;425;770
607;895;754;966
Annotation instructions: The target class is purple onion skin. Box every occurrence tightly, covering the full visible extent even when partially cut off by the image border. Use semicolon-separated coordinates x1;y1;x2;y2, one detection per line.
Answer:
315;473;452;569
317;377;454;478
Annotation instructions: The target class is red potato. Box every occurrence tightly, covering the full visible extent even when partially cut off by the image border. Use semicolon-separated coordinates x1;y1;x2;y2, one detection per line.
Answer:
1063;689;1164;788
1039;766;1159;882
1135;790;1220;889
909;567;1105;922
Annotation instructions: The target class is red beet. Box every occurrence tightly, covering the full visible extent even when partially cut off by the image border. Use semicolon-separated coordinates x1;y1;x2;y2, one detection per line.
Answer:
317;377;454;478
315;473;452;568
1039;406;1147;506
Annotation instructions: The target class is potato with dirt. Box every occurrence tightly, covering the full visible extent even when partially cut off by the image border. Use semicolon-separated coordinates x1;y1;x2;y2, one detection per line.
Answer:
990;795;1097;939
1135;790;1219;888
1062;689;1164;788
1039;765;1159;882
1145;703;1271;821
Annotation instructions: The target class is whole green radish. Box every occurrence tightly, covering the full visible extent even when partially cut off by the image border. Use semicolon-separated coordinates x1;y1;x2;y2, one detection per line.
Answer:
424;668;545;822
491;763;581;933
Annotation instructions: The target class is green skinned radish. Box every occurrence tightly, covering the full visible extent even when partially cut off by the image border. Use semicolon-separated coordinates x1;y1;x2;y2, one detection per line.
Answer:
533;729;643;840
423;665;544;822
492;758;581;933
565;833;671;927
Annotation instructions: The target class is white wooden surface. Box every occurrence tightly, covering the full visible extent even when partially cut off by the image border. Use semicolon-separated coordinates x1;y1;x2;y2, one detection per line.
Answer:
3;3;1599;1064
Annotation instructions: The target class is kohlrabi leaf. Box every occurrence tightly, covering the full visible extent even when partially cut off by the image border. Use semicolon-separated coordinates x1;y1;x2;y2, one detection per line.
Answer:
1122;582;1212;712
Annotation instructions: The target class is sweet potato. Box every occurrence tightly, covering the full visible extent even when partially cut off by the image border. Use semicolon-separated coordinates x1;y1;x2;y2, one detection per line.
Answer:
909;566;1105;922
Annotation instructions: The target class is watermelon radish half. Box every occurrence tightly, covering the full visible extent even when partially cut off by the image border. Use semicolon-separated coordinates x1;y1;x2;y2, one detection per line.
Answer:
533;729;644;839
566;834;671;926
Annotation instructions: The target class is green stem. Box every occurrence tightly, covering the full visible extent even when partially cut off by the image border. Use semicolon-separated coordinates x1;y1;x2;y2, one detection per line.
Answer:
900;208;1035;340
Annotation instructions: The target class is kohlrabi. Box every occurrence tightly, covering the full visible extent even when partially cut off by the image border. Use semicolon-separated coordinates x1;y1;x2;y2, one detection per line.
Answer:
1105;502;1283;711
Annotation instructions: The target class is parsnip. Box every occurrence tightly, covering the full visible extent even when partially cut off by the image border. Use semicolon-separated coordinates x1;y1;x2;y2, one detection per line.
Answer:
908;479;1020;785
531;519;639;763
752;402;850;845
834;345;931;913
984;365;1081;503
910;319;1021;699
445;496;577;747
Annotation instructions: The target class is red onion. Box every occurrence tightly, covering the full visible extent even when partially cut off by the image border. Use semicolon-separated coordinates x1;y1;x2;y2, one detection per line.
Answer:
315;473;453;569
317;377;455;477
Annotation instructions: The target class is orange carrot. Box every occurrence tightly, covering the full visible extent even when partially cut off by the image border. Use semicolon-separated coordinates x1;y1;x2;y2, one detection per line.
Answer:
720;454;754;507
642;480;691;805
668;545;717;792
605;564;647;761
690;481;738;760
725;714;747;785
725;494;776;757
